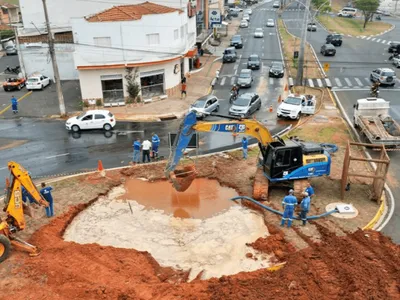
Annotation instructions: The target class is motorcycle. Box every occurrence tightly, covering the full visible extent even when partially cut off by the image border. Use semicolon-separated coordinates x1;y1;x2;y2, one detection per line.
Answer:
4;65;20;74
376;15;382;21
230;91;237;103
370;87;380;97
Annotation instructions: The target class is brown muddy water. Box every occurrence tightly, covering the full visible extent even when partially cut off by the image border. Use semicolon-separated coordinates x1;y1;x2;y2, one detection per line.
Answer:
119;178;238;219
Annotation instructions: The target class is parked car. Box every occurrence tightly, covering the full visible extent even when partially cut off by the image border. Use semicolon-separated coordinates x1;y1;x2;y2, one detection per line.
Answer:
229;93;261;118
266;19;275;27
189;95;220;118
3;77;25;91
269;61;285;78
320;43;336;56
66;110;116;132
326;34;343;46
237;69;253;88
273;1;280;8
229;10;239;17
307;22;317;31
229;7;242;12
247;54;260;70
388;41;400;53
230;35;243;48
370;68;396;86
240;20;249;28
337;11;353;17
243;14;250;22
254;28;264;38
245;8;252;15
26;74;51;90
5;45;17;56
223;47;237;63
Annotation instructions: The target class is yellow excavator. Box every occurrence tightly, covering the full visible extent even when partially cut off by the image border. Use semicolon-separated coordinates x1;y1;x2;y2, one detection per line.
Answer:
0;161;49;263
165;111;331;197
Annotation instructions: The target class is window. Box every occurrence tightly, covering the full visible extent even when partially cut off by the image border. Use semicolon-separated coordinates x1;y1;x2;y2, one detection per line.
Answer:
95;114;106;120
93;37;111;47
147;33;160;45
82;115;93;121
174;29;179;40
275;150;291;167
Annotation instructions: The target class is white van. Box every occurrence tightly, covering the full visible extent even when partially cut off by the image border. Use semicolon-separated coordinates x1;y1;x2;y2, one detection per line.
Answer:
338;7;357;17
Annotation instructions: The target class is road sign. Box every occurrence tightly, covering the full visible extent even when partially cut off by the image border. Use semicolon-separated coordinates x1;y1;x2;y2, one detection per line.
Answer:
209;9;222;28
323;63;330;72
213;24;222;28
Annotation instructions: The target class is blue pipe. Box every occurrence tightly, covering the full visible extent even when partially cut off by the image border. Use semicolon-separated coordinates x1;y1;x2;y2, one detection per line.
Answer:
230;196;338;221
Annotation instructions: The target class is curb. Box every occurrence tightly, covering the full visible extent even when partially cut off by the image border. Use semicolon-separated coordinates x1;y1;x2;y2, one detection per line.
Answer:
327;88;395;232
356;24;396;38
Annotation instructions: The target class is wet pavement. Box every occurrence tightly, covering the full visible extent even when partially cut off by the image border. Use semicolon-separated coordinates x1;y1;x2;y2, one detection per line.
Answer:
0;118;286;181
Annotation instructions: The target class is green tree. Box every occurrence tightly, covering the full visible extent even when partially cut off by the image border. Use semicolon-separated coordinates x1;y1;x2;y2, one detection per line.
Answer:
311;0;331;14
125;67;141;103
355;0;380;29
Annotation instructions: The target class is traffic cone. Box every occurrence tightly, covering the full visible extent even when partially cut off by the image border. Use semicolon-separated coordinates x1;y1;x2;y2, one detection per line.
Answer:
278;95;282;103
269;105;273;112
98;160;105;177
284;84;288;92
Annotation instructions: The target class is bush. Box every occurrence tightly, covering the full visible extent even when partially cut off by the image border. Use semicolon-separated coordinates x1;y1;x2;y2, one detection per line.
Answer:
96;99;102;107
125;67;141;101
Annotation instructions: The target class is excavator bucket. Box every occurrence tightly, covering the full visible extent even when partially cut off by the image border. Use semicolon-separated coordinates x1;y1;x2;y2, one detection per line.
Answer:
169;165;197;192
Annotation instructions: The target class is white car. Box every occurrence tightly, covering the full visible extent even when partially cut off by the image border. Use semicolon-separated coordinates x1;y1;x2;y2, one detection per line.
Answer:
66;110;116;132
245;8;252;15
254;28;264;38
243;14;250;22
337;11;353;17
26;74;50;90
266;19;275;27
273;1;280;8
240;20;249;28
393;56;400;68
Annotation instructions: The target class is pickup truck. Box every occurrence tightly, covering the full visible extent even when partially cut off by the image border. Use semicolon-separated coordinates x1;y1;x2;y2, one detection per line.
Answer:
277;94;316;120
353;97;400;148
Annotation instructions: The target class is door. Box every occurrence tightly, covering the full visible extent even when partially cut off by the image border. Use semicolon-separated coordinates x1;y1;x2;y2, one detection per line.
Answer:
249;98;256;114
94;114;106;129
80;114;94;129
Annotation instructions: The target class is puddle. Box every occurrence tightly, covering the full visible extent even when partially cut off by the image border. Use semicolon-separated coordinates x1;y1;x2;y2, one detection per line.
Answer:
119;178;238;219
64;187;271;281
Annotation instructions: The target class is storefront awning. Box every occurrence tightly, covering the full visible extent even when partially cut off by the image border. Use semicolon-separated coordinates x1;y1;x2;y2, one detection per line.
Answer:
185;47;198;58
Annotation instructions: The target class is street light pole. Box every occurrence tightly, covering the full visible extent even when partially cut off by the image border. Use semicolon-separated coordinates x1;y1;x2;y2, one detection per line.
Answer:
296;0;311;86
42;0;66;116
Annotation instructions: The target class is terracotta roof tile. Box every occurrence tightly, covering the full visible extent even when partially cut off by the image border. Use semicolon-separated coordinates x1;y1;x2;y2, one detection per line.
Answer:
86;1;182;22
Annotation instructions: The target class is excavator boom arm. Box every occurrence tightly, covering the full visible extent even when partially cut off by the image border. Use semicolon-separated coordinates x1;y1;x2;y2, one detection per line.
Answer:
165;111;274;175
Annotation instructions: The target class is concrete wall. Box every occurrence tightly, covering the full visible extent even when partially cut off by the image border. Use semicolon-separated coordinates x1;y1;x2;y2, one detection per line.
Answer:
78;58;184;99
19;0;191;29
20;43;78;80
72;12;196;67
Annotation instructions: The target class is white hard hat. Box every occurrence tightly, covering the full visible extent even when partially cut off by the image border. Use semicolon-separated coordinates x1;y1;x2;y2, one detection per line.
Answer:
303;192;309;197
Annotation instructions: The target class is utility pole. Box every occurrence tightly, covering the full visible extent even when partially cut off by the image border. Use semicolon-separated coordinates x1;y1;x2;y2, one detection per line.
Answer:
42;0;66;116
296;0;311;86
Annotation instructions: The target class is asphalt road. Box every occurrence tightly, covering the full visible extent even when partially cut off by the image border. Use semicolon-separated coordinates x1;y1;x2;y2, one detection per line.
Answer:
282;4;400;88
334;89;400;244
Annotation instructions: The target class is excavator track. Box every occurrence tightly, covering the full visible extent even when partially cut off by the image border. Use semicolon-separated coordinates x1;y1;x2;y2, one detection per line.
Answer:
293;179;309;201
252;168;269;201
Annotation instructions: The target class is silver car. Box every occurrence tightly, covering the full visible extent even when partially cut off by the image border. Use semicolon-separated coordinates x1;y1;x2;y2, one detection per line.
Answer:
370;68;396;86
5;45;17;55
237;69;253;88
189;95;220;118
229;93;261;118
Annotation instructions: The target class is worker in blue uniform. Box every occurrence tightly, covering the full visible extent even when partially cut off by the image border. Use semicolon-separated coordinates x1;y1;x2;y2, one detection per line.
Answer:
242;137;248;159
281;189;297;228
21;186;36;205
40;182;54;217
151;132;160;159
300;192;311;226
305;182;315;199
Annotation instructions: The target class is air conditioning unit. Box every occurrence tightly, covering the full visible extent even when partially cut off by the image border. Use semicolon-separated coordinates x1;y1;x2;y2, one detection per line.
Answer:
189;0;196;8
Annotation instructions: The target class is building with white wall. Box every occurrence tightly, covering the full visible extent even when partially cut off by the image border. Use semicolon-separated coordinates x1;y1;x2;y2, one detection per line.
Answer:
72;2;197;104
17;0;196;81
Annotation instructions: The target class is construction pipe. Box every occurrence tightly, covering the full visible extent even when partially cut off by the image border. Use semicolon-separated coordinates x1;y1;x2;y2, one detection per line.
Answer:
230;196;338;221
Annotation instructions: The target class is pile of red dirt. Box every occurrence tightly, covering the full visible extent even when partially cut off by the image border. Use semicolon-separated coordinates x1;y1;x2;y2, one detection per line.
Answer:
1;198;399;300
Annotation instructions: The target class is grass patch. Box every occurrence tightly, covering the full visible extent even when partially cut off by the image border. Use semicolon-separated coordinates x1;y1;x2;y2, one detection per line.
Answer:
278;19;322;79
317;15;392;36
330;0;349;13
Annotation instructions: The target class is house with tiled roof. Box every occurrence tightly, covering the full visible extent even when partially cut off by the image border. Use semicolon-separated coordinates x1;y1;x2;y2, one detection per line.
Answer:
72;2;197;104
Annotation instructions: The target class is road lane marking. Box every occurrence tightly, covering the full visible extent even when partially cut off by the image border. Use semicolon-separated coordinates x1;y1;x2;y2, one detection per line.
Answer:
334;78;342;87
344;78;352;86
376;39;381;43
45;153;70;159
381;40;386;44
361;36;366;39
316;79;323;87
371;38;376;41
366;37;371;40
308;79;314;87
269;78;274;85
354;78;363;86
230;77;236;85
220;77;226;86
387;41;391;45
0;91;33;115
0;167;7;170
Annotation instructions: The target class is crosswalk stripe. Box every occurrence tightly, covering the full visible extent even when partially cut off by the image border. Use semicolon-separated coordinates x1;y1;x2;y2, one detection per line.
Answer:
361;36;366;39
366;37;371;40
376;39;381;43
334;78;342;87
354;78;363;86
388;41;392;45
325;78;332;87
269;78;274;85
371;38;376;41
344;78;352;86
220;77;226;86
230;77;236;85
382;40;386;44
308;79;314;87
316;79;323;87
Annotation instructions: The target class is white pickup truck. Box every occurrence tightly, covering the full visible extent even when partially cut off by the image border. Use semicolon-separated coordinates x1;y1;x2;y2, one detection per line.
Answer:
277;94;316;120
353;97;400;148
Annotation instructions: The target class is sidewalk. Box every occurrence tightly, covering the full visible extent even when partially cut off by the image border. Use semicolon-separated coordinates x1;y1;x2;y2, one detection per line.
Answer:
107;19;241;122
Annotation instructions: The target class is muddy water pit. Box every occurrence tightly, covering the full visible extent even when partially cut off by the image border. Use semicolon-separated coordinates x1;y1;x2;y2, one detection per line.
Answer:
64;178;271;280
